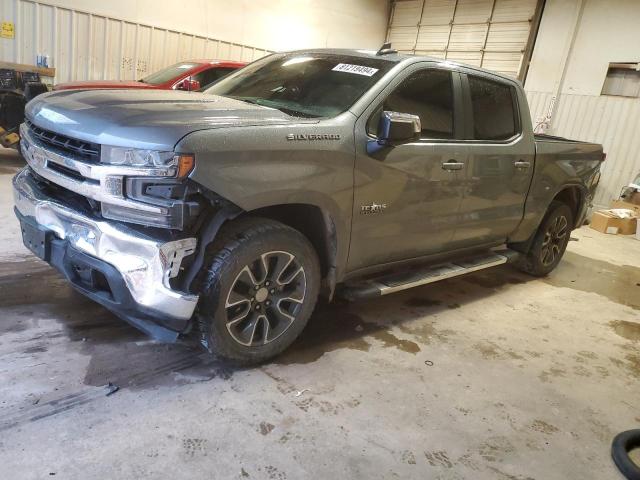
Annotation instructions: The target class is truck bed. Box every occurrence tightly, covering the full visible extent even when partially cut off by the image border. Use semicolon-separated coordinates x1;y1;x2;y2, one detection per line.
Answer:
535;133;591;144
535;134;603;160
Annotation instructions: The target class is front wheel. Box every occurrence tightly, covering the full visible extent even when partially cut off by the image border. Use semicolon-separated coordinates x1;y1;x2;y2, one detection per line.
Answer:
198;218;320;364
514;201;573;277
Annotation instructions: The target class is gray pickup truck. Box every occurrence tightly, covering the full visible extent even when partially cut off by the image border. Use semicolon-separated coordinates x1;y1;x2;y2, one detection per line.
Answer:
13;48;604;363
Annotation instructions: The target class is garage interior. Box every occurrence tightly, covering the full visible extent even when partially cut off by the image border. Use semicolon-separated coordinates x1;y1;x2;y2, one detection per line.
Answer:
0;0;639;479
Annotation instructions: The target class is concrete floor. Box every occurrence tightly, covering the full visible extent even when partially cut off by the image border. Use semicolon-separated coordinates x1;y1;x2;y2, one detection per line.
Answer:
0;148;639;479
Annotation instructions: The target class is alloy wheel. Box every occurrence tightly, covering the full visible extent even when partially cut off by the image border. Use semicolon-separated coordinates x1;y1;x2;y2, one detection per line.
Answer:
540;214;568;267
224;251;306;347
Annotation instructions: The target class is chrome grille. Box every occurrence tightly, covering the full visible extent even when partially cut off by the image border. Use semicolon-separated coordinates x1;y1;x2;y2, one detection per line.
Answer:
25;119;100;162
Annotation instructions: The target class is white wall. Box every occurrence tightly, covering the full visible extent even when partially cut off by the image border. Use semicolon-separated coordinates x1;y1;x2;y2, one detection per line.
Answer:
524;0;581;95
4;0;390;54
526;0;640;96
0;0;389;87
525;0;640;209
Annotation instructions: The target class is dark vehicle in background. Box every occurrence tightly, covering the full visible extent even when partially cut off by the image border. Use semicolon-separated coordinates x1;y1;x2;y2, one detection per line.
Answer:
0;69;49;147
53;59;246;92
13;48;604;364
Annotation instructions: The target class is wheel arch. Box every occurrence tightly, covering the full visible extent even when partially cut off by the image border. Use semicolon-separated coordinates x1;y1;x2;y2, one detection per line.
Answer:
508;183;586;254
242;203;339;298
551;184;585;229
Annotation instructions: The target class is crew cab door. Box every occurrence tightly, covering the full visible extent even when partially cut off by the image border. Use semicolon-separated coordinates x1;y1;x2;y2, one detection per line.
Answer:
347;65;467;273
448;72;535;250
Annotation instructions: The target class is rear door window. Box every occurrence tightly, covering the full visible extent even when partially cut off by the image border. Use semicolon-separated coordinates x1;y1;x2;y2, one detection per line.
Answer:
467;76;518;141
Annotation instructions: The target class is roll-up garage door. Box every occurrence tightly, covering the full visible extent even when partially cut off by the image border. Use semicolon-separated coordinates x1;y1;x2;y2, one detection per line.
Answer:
387;0;542;79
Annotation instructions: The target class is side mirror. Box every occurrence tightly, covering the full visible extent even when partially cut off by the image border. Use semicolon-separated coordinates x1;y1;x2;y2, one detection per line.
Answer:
377;111;421;144
176;78;201;91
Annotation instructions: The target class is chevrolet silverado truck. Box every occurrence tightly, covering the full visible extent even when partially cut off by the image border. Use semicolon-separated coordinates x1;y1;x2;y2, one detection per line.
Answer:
13;48;604;363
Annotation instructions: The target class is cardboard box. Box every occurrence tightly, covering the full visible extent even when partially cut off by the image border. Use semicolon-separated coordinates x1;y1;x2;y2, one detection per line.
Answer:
590;210;637;235
611;200;640;217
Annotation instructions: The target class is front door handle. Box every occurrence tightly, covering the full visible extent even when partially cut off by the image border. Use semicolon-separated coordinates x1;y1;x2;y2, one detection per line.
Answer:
442;159;465;171
514;160;531;170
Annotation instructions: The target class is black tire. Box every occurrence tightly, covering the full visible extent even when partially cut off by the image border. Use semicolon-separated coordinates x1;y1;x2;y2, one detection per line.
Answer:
515;201;573;277
198;217;320;364
611;429;640;480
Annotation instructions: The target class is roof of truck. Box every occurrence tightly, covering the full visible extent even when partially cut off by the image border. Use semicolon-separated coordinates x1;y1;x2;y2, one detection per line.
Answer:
279;48;408;62
277;48;520;85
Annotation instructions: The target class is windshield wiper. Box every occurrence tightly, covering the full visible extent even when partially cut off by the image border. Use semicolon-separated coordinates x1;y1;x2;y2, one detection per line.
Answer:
271;106;318;118
230;96;260;105
229;97;319;118
252;98;318;118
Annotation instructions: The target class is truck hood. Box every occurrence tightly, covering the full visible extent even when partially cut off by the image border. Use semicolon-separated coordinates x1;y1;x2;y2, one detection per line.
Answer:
26;89;316;151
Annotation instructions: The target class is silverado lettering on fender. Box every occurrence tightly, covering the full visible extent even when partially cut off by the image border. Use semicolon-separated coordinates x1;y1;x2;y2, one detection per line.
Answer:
13;48;604;363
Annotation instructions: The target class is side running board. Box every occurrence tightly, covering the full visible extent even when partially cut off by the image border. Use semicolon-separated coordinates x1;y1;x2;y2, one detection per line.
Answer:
341;250;519;301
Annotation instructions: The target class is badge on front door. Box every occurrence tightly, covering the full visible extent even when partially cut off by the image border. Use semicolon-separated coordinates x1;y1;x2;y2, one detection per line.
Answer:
360;202;387;215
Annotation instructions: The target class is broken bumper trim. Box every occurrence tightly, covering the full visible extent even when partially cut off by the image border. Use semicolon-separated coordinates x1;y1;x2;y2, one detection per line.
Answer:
13;167;199;340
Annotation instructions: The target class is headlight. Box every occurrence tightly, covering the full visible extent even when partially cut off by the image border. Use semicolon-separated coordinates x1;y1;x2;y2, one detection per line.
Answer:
101;146;175;167
100;146;194;178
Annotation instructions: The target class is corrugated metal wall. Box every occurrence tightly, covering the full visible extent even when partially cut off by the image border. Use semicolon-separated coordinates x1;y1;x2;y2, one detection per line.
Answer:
0;0;271;83
527;90;640;209
387;0;539;78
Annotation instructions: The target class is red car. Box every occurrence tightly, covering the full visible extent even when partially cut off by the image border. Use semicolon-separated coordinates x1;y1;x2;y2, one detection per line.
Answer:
53;60;246;92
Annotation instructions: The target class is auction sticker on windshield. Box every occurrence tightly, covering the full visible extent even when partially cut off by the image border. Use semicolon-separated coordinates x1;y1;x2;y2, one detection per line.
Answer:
332;63;379;76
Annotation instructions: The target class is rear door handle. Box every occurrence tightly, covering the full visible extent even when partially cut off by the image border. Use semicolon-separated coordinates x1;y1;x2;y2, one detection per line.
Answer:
442;159;465;171
514;160;531;170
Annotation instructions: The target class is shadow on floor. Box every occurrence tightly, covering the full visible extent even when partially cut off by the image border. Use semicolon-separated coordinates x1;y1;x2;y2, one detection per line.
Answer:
277;264;533;365
1;255;535;383
4;247;637;390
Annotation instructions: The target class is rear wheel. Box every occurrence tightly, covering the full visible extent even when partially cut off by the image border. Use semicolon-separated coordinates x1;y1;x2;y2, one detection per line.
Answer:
198;218;320;364
515;201;573;277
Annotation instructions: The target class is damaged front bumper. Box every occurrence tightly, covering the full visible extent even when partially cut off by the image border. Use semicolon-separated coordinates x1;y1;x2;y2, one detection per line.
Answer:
13;167;199;341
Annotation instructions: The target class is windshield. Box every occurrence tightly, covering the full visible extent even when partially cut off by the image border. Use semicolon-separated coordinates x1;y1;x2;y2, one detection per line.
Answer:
205;53;394;118
140;62;200;85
